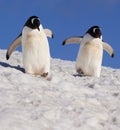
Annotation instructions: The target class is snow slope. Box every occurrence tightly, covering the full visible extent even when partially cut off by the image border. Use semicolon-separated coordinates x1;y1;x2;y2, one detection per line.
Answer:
0;49;120;130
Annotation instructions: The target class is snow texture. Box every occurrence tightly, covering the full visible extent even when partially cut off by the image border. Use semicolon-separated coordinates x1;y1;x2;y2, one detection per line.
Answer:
0;49;120;130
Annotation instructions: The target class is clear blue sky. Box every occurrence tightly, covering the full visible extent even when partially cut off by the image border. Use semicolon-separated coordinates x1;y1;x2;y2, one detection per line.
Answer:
0;0;119;68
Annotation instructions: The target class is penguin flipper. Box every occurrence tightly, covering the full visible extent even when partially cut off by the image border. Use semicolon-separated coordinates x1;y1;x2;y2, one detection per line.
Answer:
102;42;114;57
62;36;83;45
44;28;53;38
6;35;22;60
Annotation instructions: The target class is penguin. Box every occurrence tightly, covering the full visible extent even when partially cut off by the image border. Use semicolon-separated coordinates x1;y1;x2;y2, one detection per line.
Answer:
62;26;114;77
6;21;53;60
6;16;53;77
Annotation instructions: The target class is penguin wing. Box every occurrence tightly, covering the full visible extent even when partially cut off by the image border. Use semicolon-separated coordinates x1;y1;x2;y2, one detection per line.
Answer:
6;35;22;60
44;28;53;38
102;42;114;57
62;36;83;45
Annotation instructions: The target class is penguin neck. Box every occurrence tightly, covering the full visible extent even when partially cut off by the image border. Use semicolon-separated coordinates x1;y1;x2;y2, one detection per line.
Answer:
23;24;43;33
22;26;33;33
22;26;39;35
82;33;94;44
83;33;102;43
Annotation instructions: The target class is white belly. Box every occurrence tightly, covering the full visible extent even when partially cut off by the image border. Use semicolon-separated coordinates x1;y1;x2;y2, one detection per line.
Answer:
22;27;50;75
76;39;103;77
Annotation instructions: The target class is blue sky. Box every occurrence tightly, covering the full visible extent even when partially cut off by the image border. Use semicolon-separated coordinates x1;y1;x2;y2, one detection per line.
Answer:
0;0;119;68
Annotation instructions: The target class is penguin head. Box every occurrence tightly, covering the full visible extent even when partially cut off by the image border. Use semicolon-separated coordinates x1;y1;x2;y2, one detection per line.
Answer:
24;16;40;31
86;26;102;38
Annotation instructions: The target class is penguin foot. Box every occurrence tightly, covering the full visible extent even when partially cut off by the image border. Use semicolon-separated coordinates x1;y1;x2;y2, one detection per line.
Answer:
41;72;48;77
74;68;85;77
76;68;84;74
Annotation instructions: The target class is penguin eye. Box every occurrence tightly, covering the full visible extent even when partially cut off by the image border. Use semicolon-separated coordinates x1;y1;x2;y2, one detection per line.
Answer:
93;27;101;34
31;18;40;25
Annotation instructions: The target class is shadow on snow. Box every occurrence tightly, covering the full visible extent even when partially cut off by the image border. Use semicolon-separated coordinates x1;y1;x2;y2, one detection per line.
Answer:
0;61;25;73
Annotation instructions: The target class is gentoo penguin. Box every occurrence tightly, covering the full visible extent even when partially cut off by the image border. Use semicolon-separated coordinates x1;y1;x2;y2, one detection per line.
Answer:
6;16;53;77
62;26;114;77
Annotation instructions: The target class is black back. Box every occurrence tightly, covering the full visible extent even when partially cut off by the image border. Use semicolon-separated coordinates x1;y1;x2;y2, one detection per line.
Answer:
86;26;102;38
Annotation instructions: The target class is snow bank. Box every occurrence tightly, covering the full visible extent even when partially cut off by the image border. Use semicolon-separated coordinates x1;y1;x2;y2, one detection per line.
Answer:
0;50;120;130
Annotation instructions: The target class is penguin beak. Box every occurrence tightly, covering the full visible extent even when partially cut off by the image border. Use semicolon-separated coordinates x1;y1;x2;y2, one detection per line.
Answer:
37;26;40;31
35;24;40;31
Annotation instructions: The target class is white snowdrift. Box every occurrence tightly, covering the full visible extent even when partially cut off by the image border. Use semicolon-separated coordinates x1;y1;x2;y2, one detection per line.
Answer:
0;49;120;130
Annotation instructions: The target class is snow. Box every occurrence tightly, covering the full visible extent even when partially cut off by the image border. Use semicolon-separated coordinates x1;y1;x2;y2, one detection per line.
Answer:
0;49;120;130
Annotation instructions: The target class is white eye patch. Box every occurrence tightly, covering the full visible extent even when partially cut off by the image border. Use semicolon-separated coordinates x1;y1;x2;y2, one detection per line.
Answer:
93;27;102;33
31;18;40;24
93;28;98;33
